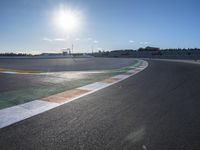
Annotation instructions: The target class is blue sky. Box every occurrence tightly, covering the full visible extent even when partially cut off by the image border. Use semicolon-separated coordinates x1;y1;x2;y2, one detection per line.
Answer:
0;0;200;53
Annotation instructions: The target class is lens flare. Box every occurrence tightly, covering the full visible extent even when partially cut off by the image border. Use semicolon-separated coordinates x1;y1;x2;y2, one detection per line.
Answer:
53;7;81;33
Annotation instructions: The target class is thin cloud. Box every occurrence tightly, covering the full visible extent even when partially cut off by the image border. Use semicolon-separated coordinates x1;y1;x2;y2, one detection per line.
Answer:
93;40;99;44
54;38;66;42
43;37;66;42
139;42;144;44
43;37;53;42
75;38;80;41
140;41;150;45
129;40;135;43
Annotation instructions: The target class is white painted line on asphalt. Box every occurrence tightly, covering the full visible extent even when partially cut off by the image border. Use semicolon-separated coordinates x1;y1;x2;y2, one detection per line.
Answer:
134;68;144;71
137;66;145;69
113;74;130;80
0;100;59;128
127;70;137;73
78;82;110;91
0;106;32;128
21;100;59;110
2;72;18;74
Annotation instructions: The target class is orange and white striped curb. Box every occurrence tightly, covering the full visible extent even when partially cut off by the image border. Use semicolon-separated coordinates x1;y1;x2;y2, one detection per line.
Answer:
0;60;148;128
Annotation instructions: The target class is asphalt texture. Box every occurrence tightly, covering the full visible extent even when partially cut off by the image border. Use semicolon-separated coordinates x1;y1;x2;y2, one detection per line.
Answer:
0;57;136;71
1;59;200;150
0;58;137;92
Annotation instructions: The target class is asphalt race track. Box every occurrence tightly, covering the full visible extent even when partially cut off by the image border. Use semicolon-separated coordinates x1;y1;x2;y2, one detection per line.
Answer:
0;57;136;71
0;58;137;92
1;59;200;150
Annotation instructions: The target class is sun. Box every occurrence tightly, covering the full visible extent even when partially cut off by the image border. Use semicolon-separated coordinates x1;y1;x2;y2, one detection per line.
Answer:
54;7;80;32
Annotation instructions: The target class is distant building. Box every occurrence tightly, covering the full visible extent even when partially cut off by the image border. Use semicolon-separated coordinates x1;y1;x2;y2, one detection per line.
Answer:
62;48;71;55
41;53;63;56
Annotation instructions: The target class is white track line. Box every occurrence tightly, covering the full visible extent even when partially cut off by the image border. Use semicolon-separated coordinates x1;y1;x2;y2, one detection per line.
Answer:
78;82;111;91
113;74;130;80
0;100;59;128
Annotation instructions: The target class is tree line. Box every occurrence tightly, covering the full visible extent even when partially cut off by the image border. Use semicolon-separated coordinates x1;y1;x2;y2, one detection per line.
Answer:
0;53;33;56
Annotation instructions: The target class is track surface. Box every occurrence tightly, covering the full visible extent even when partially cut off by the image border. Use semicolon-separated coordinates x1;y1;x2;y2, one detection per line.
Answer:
1;60;200;150
0;58;137;92
0;58;136;71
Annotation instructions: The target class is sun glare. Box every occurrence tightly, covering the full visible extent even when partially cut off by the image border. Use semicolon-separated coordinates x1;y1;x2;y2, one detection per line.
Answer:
54;7;81;33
